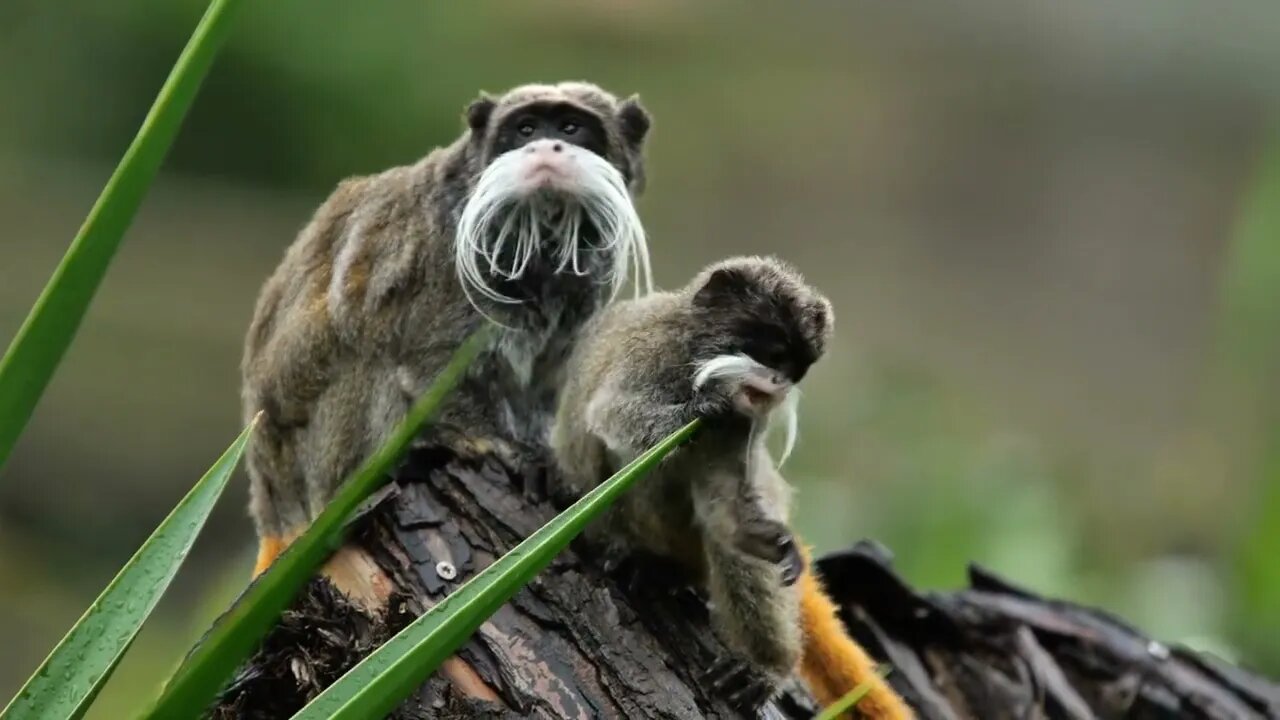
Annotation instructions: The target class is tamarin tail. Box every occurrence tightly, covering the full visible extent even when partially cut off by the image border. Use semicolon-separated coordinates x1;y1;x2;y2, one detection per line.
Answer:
253;535;289;578
797;543;914;719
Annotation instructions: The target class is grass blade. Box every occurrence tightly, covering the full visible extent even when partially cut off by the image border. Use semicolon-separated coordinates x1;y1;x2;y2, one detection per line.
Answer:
1218;130;1280;670
289;418;702;720
141;328;491;720
812;666;892;720
0;0;247;473
0;418;257;720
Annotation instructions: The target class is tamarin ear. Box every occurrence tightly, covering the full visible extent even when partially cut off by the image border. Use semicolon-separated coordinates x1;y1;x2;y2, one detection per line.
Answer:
805;296;835;353
466;94;496;134
694;266;750;308
617;95;651;150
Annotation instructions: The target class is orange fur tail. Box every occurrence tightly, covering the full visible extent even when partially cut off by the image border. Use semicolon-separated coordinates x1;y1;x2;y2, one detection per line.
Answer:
253;535;287;578
797;544;914;719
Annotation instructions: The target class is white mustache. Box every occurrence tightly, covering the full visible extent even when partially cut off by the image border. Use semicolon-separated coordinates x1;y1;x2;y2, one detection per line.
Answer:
454;147;653;313
693;352;801;468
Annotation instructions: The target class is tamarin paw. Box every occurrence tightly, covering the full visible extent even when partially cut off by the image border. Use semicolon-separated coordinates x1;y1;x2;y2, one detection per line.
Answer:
735;518;805;586
705;656;782;713
448;434;502;463
435;429;542;478
600;554;648;596
602;553;700;601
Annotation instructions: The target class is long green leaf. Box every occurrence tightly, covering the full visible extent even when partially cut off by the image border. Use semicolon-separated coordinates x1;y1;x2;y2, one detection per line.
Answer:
290;418;701;720
0;418;257;720
0;0;247;473
141;328;491;720
1219;129;1280;669
812;666;892;720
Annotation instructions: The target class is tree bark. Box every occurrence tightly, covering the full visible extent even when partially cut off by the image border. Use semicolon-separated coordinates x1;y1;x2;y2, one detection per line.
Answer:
210;444;1280;720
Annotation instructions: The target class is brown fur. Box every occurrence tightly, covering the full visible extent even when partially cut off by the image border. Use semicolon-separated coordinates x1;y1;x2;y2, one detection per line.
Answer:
242;82;651;566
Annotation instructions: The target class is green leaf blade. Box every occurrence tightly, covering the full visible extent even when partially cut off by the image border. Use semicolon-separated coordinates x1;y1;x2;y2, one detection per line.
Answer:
290;418;701;720
0;419;256;720
141;328;491;720
0;0;247;473
812;666;892;720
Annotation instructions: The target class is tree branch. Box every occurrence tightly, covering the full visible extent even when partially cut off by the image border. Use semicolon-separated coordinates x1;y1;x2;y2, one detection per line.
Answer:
210;444;1280;719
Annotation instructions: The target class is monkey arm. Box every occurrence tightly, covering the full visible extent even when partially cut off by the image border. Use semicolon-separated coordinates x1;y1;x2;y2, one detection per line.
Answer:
687;451;912;718
584;358;764;456
583;377;705;455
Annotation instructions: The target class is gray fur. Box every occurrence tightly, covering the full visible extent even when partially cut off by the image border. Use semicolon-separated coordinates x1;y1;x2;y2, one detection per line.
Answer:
550;255;835;694
242;82;651;538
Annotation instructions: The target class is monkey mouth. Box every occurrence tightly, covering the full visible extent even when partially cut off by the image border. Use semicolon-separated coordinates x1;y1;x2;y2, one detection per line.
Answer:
739;374;789;412
455;143;652;309
526;161;564;178
693;353;802;466
742;385;776;406
522;163;572;192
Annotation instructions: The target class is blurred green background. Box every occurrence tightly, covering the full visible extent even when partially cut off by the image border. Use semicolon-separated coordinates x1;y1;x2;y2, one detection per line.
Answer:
1;1;1277;715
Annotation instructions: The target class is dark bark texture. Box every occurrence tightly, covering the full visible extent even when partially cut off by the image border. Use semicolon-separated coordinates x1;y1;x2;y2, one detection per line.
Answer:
210;445;1280;720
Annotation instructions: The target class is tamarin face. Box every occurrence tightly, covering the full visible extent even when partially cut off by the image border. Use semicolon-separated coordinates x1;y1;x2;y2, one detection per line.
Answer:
488;103;611;189
455;83;653;308
685;256;834;464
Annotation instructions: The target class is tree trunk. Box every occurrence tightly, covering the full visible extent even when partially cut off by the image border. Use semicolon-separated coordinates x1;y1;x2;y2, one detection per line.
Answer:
210;444;1280;720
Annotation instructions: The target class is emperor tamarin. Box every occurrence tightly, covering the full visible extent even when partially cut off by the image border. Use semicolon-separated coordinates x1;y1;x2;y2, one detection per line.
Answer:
241;82;652;574
551;255;913;718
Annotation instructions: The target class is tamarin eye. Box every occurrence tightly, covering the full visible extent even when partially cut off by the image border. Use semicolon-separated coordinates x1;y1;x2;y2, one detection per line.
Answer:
560;121;579;135
518;122;536;137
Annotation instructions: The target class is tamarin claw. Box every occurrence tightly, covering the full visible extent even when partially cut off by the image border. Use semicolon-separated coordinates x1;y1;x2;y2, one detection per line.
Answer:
705;657;778;712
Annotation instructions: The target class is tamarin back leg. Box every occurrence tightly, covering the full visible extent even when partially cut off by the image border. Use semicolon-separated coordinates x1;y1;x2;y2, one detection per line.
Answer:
301;372;375;517
246;418;312;579
246;419;309;533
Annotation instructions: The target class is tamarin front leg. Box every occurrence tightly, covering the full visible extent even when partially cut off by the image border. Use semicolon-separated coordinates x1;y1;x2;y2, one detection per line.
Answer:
732;493;806;586
694;471;804;708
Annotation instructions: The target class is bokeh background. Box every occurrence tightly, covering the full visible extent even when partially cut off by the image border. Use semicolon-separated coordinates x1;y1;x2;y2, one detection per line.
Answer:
1;1;1277;715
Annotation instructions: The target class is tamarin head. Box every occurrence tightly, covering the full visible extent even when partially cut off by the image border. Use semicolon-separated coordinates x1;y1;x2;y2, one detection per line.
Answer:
689;255;834;383
687;256;834;460
455;82;653;309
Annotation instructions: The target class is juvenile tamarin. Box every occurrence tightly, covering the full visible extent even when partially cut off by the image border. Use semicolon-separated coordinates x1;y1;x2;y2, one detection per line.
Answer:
242;82;652;575
551;256;913;718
